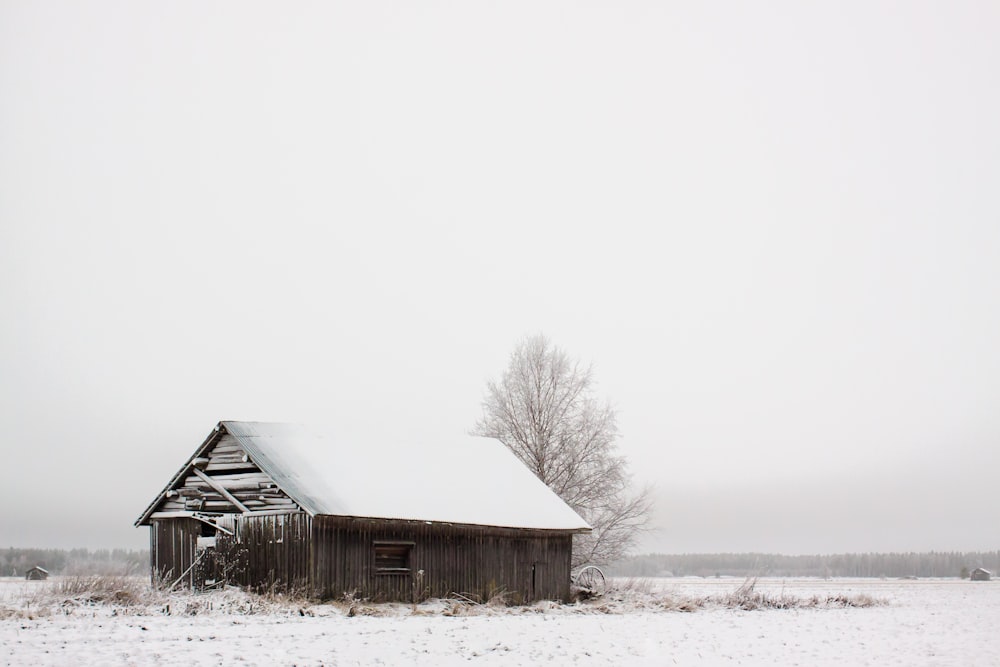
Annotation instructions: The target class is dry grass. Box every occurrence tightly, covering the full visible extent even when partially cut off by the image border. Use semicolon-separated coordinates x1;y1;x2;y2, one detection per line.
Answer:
713;577;886;611
586;577;887;614
234;576;882;616
435;588;513;616
0;575;887;621
610;577;657;595
0;575;322;620
54;574;147;606
0;583;52;620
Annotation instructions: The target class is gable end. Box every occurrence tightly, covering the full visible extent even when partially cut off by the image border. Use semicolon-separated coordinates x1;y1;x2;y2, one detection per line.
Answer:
136;423;301;525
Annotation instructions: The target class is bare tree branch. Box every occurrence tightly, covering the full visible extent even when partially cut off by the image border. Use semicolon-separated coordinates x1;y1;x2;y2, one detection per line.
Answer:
473;334;652;567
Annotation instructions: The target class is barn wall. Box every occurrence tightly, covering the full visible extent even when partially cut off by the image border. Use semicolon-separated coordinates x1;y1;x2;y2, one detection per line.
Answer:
150;518;201;586
215;513;312;591
157;513;575;601
311;517;574;603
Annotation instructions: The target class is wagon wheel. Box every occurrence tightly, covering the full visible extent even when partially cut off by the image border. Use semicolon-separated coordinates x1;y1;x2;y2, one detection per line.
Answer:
574;565;606;597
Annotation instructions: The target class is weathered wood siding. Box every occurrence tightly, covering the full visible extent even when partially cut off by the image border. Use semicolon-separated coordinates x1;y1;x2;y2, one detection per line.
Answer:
150;514;574;602
215;513;312;591
150;518;201;585
311;517;573;603
155;434;300;514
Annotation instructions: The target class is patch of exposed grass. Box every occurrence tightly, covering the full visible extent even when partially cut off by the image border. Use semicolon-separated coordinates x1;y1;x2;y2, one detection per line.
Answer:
612;577;657;595
809;593;884;608
713;578;886;611
54;575;147;606
434;589;512;616
588;577;887;613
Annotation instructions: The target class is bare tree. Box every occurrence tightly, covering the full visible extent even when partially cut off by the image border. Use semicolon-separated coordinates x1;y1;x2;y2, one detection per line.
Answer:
473;334;651;567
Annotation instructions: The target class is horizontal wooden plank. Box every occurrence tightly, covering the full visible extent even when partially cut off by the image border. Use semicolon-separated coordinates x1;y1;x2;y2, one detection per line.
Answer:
205;462;261;472
188;479;274;492
209;456;248;465
202;501;239;510
210;471;270;480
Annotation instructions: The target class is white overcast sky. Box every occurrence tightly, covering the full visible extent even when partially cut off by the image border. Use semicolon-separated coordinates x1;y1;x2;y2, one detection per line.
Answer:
2;1;998;555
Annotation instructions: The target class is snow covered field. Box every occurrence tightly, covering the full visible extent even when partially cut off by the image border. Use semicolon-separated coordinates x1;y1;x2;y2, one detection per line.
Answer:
2;576;997;666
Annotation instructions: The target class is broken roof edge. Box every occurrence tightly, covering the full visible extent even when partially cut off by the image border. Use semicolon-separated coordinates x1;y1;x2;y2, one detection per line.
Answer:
134;422;232;527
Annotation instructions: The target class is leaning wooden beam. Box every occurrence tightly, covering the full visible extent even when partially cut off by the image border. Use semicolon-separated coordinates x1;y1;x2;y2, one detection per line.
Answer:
167;549;207;592
191;468;251;513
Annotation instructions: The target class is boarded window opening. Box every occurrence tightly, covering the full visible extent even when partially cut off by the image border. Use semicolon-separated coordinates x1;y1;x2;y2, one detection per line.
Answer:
373;541;413;574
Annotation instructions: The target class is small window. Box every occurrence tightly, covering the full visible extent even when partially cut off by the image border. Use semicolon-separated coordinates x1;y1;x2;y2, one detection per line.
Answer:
373;541;413;574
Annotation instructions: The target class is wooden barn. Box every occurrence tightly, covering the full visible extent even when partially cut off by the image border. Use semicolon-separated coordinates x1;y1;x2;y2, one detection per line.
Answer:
25;566;49;581
136;421;590;602
970;568;992;581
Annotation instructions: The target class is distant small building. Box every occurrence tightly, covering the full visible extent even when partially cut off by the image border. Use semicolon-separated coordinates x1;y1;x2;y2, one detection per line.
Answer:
970;568;992;581
25;566;49;581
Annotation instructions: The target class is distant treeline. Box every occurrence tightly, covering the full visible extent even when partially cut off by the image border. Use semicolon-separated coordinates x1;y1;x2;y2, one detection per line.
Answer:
608;551;1000;579
2;548;148;577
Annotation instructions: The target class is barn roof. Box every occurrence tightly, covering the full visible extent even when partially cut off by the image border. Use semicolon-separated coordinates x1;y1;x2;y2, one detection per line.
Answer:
137;421;591;532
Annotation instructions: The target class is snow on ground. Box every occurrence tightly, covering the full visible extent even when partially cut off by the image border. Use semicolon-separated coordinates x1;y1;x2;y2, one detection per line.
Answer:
2;577;998;666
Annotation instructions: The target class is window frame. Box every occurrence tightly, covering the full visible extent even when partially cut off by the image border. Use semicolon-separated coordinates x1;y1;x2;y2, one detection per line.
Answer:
372;540;414;575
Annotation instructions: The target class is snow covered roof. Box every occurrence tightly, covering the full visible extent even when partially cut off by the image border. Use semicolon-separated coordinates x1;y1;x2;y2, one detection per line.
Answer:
140;421;591;532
